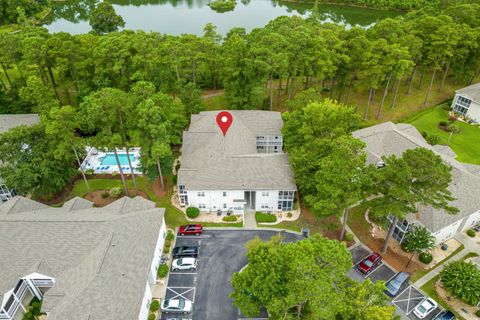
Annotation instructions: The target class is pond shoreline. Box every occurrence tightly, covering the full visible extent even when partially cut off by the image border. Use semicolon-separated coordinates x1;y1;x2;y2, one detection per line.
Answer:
278;0;407;12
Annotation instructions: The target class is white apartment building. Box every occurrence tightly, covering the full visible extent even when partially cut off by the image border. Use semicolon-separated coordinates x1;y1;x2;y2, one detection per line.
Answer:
451;82;480;123
354;122;480;244
0;196;166;320
177;111;297;214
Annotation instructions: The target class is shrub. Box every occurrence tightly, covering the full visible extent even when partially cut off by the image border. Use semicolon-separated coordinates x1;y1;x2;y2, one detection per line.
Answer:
110;187;122;198
166;230;175;241
419;252;433;264
175;162;181;172
223;215;237;222
101;191;110;199
85;168;95;175
157;264;168;278
111;171;118;176
23;312;33;320
439;120;448;127
421;130;428;138
172;175;178;184
426;134;440;145
149;300;160;312
186;207;200;218
467;229;476;237
255;212;276;223
344;233;354;242
476;310;480;317
208;0;236;12
441;260;480;305
148;313;155;320
286;212;293;218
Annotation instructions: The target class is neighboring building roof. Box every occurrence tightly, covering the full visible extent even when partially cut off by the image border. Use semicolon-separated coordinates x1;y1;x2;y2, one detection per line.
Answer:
0;196;165;320
353;122;480;232
0;114;39;134
455;82;480;104
178;111;296;191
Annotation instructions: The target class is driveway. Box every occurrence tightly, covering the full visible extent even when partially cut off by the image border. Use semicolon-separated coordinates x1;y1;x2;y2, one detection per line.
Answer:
161;229;303;320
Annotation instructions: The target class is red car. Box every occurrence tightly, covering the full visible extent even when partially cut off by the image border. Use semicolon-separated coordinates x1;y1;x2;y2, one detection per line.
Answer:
178;224;203;236
357;252;382;274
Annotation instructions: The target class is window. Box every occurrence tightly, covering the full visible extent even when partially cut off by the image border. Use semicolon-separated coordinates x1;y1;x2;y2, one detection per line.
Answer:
223;191;227;197
179;185;186;194
262;191;269;197
197;192;205;197
453;95;471;116
278;191;294;211
261;204;269;209
198;203;206;209
223;203;227;209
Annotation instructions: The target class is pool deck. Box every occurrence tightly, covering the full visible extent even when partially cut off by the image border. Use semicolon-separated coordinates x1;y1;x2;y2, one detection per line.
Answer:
80;147;142;175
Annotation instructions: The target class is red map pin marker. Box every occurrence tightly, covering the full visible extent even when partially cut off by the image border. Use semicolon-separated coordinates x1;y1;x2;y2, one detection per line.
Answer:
216;111;233;136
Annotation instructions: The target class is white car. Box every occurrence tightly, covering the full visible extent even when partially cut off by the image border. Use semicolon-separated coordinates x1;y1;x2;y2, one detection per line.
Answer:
413;298;438;318
161;298;192;313
172;257;197;271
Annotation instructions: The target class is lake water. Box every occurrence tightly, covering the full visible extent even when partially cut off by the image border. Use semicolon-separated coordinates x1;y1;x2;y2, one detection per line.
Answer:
45;0;400;35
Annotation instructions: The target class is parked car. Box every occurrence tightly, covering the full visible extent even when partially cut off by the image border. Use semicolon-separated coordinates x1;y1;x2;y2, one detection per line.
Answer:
161;298;192;313
178;224;203;236
172;246;199;258
172;257;197;271
385;272;410;297
473;223;480;232
357;252;382;274
433;310;455;320
413;298;438;319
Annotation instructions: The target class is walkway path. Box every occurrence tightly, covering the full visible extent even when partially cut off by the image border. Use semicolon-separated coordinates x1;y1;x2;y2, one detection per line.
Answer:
414;232;480;287
243;211;256;229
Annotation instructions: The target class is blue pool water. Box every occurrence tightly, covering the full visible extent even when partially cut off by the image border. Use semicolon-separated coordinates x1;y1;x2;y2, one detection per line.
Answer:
101;154;135;166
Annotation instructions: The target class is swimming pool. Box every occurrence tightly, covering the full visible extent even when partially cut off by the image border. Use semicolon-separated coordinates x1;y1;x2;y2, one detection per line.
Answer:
101;153;135;166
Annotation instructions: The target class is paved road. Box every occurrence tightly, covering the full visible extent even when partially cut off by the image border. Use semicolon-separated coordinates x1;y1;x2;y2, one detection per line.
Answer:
162;229;302;320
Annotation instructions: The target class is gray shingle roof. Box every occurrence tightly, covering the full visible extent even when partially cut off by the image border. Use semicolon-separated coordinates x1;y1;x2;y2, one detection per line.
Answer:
456;82;480;103
0;196;165;320
178;111;296;190
0;114;39;134
353;122;480;232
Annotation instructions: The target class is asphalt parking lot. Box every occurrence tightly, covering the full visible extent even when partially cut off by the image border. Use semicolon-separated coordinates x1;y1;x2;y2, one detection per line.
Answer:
348;244;444;320
161;229;303;320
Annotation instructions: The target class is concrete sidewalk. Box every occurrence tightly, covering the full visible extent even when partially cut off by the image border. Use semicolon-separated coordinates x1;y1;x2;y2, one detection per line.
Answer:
243;210;256;229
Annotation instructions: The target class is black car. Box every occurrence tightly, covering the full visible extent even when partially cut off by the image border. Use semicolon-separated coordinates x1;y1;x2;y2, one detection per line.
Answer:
433;310;455;320
172;246;199;258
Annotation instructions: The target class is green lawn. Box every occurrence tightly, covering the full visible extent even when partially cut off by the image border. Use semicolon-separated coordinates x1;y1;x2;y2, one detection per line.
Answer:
419;252;479;320
65;176;243;228
407;104;480;164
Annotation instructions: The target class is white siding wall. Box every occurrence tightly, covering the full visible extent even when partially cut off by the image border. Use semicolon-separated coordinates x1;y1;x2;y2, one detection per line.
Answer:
138;282;152;320
466;100;480;122
254;190;279;212
461;210;480;231
186;190;282;212
432;219;463;244
149;219;166;285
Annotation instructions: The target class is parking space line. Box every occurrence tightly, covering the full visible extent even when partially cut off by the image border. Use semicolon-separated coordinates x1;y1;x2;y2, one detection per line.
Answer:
364;262;384;279
166;287;195;302
170;272;197;275
392;286;411;303
384;272;398;284
176;236;202;239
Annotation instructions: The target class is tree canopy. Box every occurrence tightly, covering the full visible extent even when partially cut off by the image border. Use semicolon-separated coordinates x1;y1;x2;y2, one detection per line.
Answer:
230;234;395;319
89;2;125;34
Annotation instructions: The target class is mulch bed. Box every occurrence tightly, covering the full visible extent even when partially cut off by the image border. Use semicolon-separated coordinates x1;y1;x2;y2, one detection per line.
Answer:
84;189;149;207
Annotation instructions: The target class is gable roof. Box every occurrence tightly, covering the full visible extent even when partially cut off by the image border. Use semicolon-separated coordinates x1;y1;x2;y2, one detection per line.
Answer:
178;111;296;191
0;114;39;134
456;82;480;104
353;122;480;232
0;196;165;320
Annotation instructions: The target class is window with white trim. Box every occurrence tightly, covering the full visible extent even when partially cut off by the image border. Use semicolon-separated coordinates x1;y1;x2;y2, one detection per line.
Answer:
198;203;206;209
223;191;227;197
223;203;227;209
262;191;269;197
197;192;205;197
